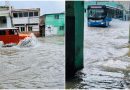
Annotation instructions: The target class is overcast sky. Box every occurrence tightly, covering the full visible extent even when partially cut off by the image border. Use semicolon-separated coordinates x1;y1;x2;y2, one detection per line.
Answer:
0;1;65;15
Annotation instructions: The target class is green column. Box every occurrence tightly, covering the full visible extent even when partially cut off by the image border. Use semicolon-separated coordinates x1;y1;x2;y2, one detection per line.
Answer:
66;1;84;79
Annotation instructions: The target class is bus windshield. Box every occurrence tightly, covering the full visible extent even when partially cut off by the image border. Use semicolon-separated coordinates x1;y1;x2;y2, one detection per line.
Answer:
88;9;105;19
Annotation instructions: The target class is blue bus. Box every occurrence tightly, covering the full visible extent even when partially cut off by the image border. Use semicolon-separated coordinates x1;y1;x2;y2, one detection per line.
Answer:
87;5;123;27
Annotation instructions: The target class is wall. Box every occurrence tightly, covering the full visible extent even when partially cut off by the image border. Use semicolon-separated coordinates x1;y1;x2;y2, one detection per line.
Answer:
45;13;65;36
12;17;39;25
0;7;12;28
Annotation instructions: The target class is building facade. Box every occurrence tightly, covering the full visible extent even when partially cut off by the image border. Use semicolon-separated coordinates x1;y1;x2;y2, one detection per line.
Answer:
0;6;12;28
44;13;65;36
11;8;40;36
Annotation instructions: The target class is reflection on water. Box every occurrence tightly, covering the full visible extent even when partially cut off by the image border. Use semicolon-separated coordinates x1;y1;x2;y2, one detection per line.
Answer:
66;19;130;89
0;36;64;89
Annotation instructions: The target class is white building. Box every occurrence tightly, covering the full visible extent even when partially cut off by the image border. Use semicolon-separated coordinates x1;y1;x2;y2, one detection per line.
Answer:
11;8;40;36
0;6;12;28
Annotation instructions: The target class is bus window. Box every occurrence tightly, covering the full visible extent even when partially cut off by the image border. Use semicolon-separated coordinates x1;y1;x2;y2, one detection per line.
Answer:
88;9;105;18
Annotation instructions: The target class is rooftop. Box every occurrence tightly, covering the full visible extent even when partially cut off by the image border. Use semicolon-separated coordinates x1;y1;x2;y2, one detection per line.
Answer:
43;12;65;16
11;8;40;12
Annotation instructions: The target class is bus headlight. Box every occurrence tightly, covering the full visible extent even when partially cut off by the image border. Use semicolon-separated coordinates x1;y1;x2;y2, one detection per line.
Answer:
101;22;104;24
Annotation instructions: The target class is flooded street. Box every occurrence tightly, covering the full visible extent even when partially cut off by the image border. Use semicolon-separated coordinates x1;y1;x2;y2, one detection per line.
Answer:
0;36;65;89
66;19;130;89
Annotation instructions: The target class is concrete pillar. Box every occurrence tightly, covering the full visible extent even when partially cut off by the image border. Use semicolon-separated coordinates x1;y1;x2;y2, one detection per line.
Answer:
26;25;28;32
7;16;12;28
66;1;84;79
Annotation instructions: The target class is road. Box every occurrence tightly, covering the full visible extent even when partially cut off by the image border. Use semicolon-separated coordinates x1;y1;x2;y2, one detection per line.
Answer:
0;36;65;89
66;19;130;89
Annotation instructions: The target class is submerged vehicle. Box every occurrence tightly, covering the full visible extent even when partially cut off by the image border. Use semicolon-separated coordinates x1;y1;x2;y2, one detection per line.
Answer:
87;5;123;27
0;28;30;47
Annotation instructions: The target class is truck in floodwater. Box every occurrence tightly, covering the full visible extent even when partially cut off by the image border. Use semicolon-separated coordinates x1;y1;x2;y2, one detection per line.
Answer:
0;28;30;47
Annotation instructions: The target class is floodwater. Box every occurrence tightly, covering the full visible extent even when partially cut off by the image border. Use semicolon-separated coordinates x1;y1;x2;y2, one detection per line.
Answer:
66;19;130;89
0;36;65;89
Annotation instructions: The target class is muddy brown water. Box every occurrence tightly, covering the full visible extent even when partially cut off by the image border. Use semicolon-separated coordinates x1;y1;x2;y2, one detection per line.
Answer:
0;36;65;89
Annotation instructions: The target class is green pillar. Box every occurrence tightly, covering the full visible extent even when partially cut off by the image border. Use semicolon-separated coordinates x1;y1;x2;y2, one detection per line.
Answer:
66;1;84;79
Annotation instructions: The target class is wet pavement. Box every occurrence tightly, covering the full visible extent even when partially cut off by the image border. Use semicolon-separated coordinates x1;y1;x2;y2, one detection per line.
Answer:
0;36;65;89
66;19;130;89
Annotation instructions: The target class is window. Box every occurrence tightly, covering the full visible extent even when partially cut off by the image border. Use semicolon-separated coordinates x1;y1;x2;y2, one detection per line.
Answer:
23;12;28;17
34;12;38;16
29;12;33;17
28;26;32;32
19;13;23;17
55;15;59;19
88;9;105;18
9;30;14;35
13;13;18;18
3;19;6;23
0;17;6;24
0;30;6;35
60;26;64;30
21;27;25;32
